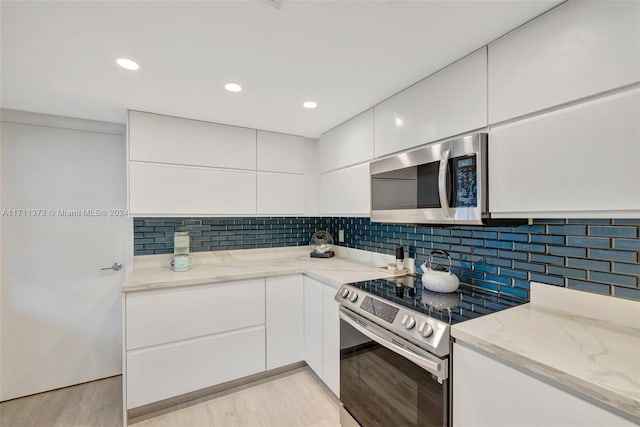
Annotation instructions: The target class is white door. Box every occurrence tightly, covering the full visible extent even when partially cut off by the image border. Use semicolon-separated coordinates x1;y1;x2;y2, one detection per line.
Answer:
1;118;126;401
303;276;324;378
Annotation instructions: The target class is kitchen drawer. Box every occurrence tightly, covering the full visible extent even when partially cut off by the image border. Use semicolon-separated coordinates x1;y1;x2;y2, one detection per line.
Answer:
126;278;265;350
126;326;265;409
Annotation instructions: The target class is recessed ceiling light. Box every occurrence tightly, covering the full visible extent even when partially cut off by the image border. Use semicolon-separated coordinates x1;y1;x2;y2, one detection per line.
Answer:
303;101;318;109
116;58;140;71
225;83;243;92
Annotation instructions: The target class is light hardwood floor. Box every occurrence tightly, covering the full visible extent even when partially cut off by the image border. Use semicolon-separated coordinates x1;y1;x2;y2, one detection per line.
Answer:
0;368;341;427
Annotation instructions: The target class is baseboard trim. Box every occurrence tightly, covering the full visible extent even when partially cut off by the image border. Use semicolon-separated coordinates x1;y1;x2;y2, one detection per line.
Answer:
127;361;306;423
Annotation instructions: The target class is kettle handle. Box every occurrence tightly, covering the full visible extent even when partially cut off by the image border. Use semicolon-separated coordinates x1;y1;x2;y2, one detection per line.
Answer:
428;249;453;272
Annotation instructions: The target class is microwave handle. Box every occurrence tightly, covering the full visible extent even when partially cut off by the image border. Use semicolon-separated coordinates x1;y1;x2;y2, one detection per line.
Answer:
438;149;452;218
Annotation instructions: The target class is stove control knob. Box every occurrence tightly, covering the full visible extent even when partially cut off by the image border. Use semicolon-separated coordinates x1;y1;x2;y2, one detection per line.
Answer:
418;322;434;338
349;292;359;303
402;315;416;330
340;288;350;299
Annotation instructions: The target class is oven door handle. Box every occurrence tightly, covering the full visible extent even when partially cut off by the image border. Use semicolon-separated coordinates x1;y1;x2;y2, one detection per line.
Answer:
339;309;446;380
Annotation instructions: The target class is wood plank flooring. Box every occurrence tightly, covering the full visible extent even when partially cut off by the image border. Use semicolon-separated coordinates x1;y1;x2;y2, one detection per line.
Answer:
0;367;341;427
0;376;123;427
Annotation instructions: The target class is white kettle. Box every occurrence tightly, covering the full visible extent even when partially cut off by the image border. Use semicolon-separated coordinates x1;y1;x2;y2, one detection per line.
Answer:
420;249;460;293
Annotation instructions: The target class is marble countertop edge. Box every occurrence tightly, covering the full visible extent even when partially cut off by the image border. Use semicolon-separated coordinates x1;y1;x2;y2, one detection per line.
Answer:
453;328;640;423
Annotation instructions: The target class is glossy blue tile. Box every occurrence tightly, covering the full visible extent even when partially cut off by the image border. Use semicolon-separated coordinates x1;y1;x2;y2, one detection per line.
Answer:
613;238;640;251
566;236;611;248
529;234;565;244
513;261;545;273
547;266;586;280
589;249;637;263
498;250;528;260
530;254;564;264
486;240;513;250
567;279;610;295
547;246;587;257
529;273;564;286
499;286;528;299
499;233;528;242
613;286;640;300
589;271;637;287
613;262;640;276
500;268;528;279
589;226;637;238
514;243;545;253
473;231;498;239
547;225;587;235
566;257;610;271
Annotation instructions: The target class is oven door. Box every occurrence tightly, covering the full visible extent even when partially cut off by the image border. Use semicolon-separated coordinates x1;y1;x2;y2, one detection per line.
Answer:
339;308;449;427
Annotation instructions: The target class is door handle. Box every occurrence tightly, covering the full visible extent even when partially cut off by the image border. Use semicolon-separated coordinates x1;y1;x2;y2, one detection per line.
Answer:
438;149;452;218
100;262;123;271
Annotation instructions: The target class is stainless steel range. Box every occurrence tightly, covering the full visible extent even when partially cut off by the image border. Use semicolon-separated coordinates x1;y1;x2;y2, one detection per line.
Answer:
336;275;526;427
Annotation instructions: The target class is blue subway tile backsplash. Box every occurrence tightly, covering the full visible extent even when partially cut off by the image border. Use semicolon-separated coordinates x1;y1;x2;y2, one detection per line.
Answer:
133;217;640;301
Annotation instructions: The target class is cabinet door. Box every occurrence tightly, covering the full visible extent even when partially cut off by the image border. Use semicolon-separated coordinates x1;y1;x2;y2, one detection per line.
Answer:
374;48;487;157
489;88;640;218
322;284;340;397
126;279;265;350
257;131;305;174
488;1;640;124
319;163;370;216
257;172;305;215
452;342;636;427
127;327;265;409
318;109;374;173
266;275;304;370
303;276;324;378
128;111;256;170
129;162;256;216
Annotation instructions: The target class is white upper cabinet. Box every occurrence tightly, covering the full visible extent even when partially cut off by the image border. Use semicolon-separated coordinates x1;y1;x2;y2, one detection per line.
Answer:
488;1;640;124
129;163;256;216
489;88;640;218
319;163;370;216
257;172;305;215
374;48;487;158
128;111;256;170
318;109;374;173
257;131;305;174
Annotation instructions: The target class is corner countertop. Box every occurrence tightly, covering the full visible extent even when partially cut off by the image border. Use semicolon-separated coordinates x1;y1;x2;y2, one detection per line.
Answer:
451;282;640;422
122;246;404;292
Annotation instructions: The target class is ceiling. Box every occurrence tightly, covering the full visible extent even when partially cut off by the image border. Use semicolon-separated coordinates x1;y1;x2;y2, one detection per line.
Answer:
1;0;561;138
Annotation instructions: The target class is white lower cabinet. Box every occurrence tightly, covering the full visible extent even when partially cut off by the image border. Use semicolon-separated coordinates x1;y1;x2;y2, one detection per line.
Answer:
303;276;340;397
124;279;266;411
453;342;635;427
127;327;265;409
304;276;324;377
266;275;304;369
322;284;340;397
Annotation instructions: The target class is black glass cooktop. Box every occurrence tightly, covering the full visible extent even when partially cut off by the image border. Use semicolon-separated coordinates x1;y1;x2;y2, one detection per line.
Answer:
347;275;527;325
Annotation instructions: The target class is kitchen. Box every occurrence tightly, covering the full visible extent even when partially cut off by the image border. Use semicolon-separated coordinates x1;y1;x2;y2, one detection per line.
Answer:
1;1;639;426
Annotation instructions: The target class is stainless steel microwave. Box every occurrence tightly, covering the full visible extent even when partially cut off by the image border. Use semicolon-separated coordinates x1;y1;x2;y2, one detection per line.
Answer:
371;133;500;225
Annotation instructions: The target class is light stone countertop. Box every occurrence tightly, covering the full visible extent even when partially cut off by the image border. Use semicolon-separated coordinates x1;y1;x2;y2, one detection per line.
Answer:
123;246;404;292
452;282;640;422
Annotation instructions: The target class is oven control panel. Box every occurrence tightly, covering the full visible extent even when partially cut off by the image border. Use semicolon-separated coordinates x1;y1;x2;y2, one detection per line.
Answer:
336;284;450;357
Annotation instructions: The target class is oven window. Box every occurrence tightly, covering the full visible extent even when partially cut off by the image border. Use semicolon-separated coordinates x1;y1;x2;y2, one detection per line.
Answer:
340;320;448;427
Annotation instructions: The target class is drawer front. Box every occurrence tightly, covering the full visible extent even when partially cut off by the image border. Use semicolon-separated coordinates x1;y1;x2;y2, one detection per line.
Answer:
126;278;265;350
126;326;265;409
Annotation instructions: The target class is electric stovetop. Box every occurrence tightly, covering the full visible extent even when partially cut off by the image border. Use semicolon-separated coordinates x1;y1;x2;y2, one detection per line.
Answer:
347;275;527;325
